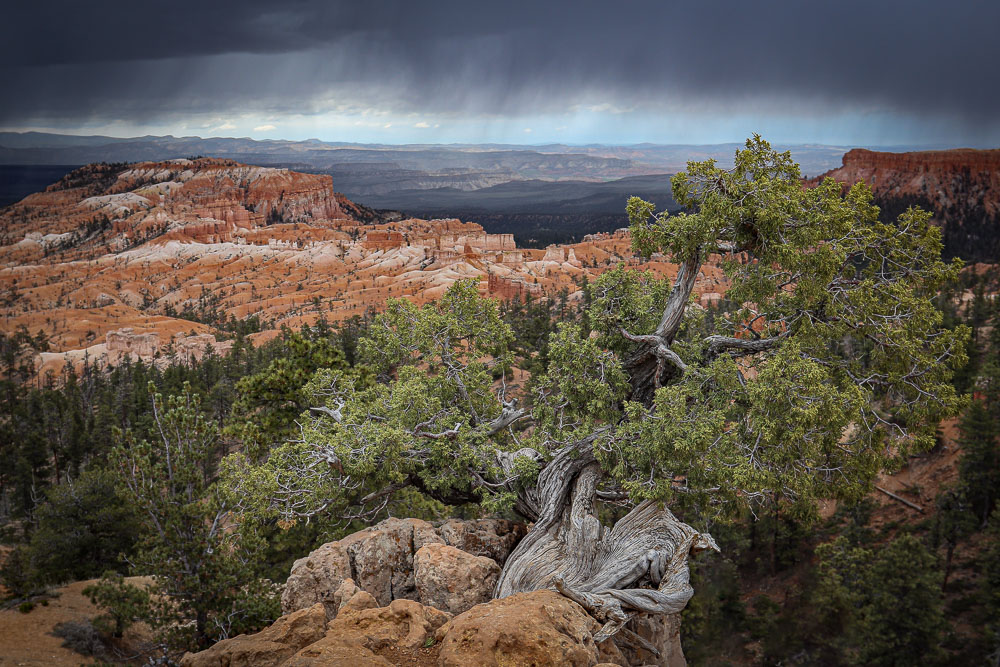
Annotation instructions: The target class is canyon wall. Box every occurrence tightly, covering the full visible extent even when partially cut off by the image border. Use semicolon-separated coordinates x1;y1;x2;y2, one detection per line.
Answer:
809;148;1000;261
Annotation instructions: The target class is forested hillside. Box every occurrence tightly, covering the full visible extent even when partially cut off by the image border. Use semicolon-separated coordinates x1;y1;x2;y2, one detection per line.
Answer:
2;257;998;665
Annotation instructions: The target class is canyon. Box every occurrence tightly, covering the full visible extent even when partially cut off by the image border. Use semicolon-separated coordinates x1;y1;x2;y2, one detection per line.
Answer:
0;159;726;377
5;147;997;377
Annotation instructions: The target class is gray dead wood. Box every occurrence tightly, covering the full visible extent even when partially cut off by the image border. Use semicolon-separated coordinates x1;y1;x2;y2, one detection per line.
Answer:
495;437;718;644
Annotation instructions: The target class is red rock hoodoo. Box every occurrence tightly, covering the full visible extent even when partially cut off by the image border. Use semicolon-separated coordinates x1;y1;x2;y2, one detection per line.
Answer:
0;158;728;376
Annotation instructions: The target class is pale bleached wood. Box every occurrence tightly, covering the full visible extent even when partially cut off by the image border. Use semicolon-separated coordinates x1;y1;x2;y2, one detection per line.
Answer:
495;438;718;645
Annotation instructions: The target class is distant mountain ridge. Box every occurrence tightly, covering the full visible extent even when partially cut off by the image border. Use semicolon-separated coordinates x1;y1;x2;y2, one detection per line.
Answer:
0;133;860;244
0;131;856;176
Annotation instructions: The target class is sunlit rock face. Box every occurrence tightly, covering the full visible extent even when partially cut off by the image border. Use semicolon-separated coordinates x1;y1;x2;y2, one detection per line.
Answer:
807;148;1000;261
0;159;727;376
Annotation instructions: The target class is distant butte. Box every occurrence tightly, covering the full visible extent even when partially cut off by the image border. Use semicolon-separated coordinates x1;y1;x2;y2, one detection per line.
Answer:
0;159;726;376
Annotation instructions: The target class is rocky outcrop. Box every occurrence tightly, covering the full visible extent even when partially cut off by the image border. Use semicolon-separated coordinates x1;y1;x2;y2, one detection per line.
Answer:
101;328;232;368
326;597;450;651
281;517;438;616
434;590;626;667
487;273;541;301
105;327;160;358
183;588;633;667
363;230;405;250
414;544;500;615
183;516;690;667
433;518;526;566
180;603;328;667
819;148;1000;186
281;517;526;618
807;148;1000;261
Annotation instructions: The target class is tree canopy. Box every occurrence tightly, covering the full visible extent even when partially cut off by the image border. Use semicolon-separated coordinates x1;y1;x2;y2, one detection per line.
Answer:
228;136;967;526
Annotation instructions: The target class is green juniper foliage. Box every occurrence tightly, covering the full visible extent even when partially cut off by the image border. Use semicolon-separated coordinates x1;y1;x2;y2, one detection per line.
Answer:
613;136;966;518
226;136;967;533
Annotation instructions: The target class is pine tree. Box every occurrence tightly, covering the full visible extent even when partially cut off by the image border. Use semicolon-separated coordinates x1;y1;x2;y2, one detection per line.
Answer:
813;534;947;666
104;383;278;653
958;401;1000;526
27;468;140;585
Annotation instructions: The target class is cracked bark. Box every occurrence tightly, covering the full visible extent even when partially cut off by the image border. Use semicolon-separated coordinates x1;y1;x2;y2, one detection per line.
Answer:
494;434;718;647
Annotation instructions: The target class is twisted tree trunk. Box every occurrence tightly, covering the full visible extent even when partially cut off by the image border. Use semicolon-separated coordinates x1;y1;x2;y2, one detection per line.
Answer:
495;433;718;653
623;254;700;406
492;254;717;657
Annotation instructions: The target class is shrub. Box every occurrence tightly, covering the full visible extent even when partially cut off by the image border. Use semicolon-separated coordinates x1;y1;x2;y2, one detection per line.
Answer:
51;619;106;657
83;572;150;638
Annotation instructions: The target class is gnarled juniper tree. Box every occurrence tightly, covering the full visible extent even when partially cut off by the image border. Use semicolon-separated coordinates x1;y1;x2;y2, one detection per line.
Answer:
224;136;967;645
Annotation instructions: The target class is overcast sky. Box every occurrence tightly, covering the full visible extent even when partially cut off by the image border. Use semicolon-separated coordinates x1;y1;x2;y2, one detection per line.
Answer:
1;0;997;146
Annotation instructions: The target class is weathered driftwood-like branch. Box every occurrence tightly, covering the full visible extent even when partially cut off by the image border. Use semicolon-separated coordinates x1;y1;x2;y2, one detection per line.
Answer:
656;256;701;342
703;333;787;359
623;253;702;405
486;398;529;436
496;440;718;644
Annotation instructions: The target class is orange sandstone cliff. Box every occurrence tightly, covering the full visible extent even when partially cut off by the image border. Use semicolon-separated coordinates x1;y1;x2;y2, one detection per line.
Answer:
0;159;726;376
808;148;1000;261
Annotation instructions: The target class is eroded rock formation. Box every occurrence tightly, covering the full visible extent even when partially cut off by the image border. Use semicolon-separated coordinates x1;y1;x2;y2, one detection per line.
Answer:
183;518;685;666
807;148;1000;261
0;159;728;376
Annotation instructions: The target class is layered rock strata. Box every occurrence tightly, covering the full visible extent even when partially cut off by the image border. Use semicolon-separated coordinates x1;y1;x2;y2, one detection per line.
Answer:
807;148;1000;261
0;159;729;376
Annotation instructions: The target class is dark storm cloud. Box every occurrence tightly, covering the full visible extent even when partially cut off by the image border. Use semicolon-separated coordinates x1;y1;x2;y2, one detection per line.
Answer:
1;0;997;127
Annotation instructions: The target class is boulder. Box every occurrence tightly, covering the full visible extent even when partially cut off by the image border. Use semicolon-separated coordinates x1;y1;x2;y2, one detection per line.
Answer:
435;590;626;667
281;517;440;616
286;592;450;666
414;543;500;614
330;578;361;613
282;641;390;666
179;603;327;667
436;518;527;566
282;517;526;617
329;596;451;651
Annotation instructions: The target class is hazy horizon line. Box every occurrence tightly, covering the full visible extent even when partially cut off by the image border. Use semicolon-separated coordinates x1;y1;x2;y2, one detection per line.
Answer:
0;129;983;152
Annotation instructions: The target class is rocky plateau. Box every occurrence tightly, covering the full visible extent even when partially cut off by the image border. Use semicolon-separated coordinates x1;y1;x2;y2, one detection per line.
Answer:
809;147;1000;261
